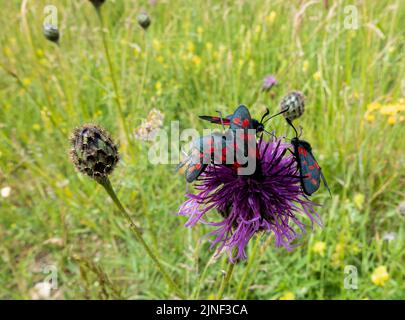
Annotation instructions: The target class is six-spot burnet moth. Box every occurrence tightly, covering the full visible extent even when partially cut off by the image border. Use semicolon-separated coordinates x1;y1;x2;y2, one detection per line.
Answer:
179;96;331;198
179;105;287;183
286;118;331;196
177;132;230;183
199;104;287;135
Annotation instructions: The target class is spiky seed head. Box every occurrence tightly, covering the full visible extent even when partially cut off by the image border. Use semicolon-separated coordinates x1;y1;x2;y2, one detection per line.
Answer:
70;124;119;182
137;12;151;30
89;0;106;8
43;23;60;43
280;91;305;121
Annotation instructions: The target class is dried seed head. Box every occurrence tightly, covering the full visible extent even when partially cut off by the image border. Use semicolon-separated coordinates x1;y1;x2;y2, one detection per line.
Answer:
280;91;305;121
134;108;164;141
137;12;151;30
43;23;60;43
70;124;119;182
89;0;106;9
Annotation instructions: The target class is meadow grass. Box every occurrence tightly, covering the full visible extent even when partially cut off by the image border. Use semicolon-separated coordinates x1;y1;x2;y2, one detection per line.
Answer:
0;0;404;299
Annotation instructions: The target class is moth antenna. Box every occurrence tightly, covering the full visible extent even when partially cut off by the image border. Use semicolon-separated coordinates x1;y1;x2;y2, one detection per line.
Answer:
216;110;226;131
286;118;299;138
259;108;270;124
262;107;289;125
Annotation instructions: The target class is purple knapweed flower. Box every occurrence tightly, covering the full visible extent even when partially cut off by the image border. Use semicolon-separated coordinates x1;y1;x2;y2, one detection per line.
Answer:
262;75;277;92
178;135;320;262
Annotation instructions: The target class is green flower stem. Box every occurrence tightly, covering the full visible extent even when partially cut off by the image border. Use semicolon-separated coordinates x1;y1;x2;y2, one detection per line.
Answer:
235;235;261;298
193;251;216;299
217;258;235;300
95;9;130;147
99;177;186;299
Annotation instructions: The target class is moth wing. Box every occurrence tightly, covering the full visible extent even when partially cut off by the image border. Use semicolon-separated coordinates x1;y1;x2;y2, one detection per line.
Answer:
181;136;211;182
229;105;253;130
199;115;231;126
298;145;321;196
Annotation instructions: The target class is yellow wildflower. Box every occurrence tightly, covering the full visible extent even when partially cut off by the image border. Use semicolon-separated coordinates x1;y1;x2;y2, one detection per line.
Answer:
331;243;345;268
371;266;389;286
279;292;295;300
3;47;12;57
312;241;326;257
36;49;44;58
152;39;161;51
155;81;162;96
367;102;381;112
350;244;360;254
32;124;41;131
197;27;204;35
353;193;365;210
206;42;213;51
365;114;375;123
133;47;141;58
156;55;164;64
187;41;195;53
266;11;277;25
313;71;321;81
387;116;396;125
380;104;405;115
192;55;201;67
302;60;309;73
22;78;32;87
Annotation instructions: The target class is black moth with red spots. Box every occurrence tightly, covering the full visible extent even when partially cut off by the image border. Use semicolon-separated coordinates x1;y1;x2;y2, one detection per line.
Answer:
287;120;331;196
180;105;268;183
199;104;268;134
179;132;229;183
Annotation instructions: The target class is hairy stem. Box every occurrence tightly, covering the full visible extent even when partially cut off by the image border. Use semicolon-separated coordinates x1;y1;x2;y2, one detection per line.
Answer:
235;235;261;298
217;258;235;299
99;177;186;299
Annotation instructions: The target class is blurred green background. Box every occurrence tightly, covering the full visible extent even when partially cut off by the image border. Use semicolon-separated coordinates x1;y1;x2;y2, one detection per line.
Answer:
0;0;404;299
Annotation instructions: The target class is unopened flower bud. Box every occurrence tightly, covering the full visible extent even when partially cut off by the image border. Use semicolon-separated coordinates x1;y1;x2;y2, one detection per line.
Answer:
137;12;151;30
89;0;106;9
280;91;305;121
70;124;119;182
43;23;60;44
